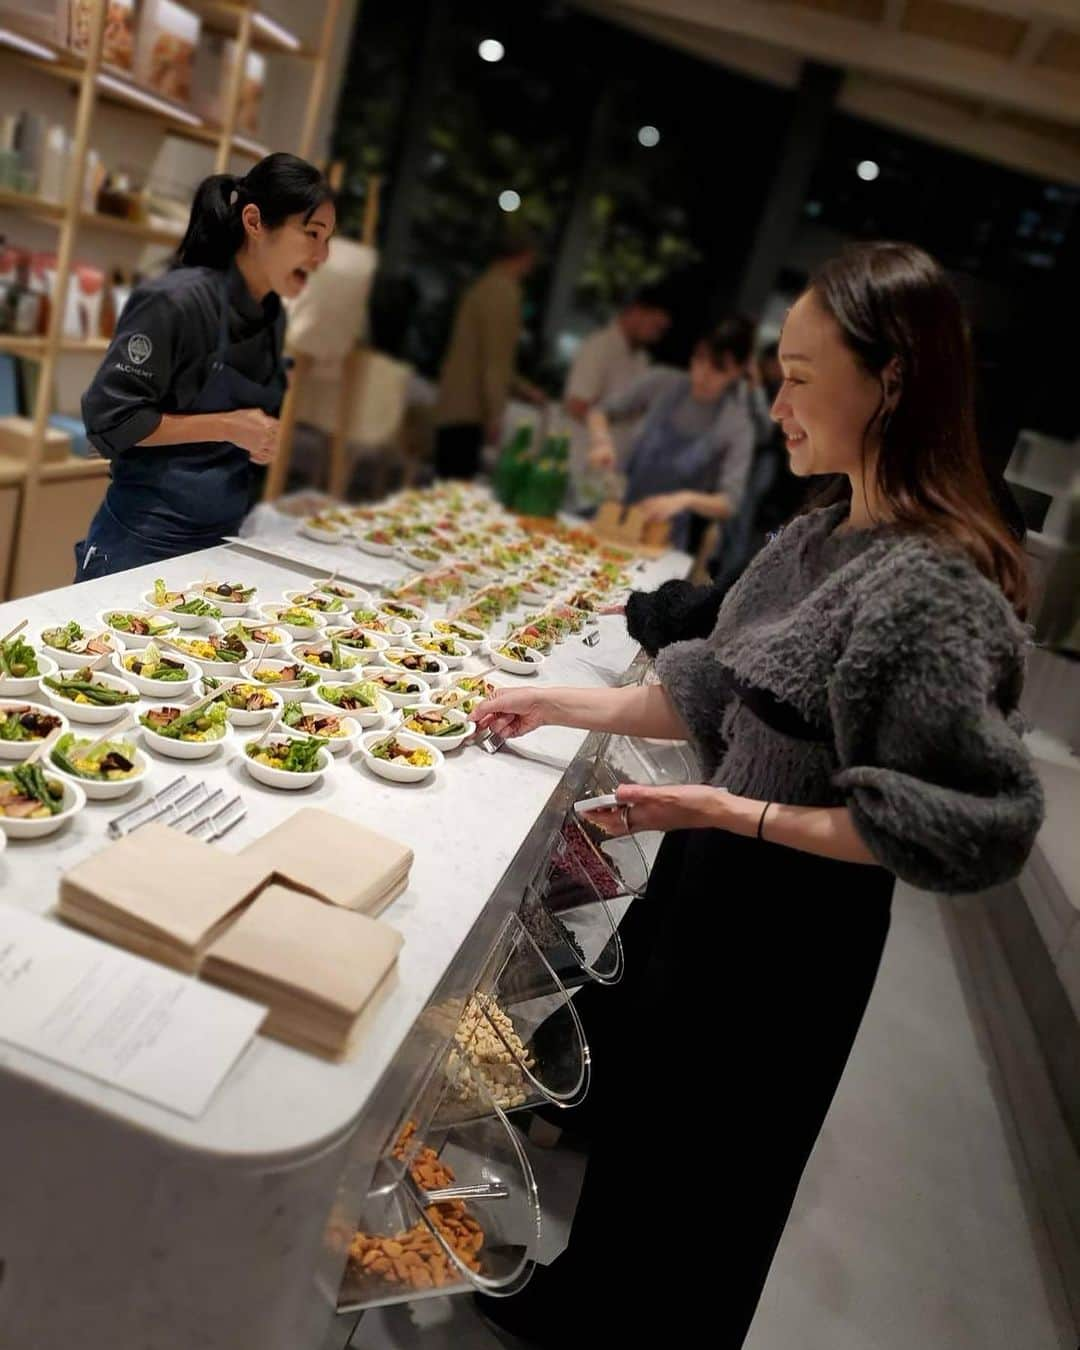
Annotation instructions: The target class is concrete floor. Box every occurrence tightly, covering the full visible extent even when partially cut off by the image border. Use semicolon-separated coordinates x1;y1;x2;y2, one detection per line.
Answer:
346;884;1078;1350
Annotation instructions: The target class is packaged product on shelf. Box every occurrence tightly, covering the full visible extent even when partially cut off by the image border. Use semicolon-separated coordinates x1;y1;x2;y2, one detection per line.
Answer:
14;109;45;195
0;2;67;46
38;124;68;203
134;0;200;104
69;0;136;69
62;263;106;340
192;36;266;134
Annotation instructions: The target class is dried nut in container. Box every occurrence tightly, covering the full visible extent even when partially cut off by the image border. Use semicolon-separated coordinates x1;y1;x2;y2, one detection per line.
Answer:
441;993;535;1113
345;1123;486;1293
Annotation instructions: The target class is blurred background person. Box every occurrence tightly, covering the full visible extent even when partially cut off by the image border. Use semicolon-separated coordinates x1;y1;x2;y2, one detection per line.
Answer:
587;315;757;553
432;227;546;480
563;282;672;509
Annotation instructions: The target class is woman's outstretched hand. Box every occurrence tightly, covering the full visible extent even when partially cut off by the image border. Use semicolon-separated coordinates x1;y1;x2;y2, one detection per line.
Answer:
472;688;555;740
583;782;729;835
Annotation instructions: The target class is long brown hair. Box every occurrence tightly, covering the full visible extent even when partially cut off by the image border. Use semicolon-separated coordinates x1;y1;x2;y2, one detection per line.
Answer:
807;242;1028;616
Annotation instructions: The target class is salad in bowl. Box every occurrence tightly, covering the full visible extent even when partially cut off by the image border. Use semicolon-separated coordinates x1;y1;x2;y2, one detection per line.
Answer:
40;620;120;669
145;579;222;626
0;636;57;697
140;701;230;759
50;732;148;800
244;734;332;789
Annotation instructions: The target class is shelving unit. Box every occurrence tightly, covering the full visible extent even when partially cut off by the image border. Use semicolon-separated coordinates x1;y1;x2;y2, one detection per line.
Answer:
0;0;347;599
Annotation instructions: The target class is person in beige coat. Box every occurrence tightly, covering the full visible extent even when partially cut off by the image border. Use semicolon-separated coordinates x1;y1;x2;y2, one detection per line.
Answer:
434;231;545;478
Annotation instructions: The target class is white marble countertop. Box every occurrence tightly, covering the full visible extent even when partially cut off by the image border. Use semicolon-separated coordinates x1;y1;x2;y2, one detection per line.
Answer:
0;537;689;1163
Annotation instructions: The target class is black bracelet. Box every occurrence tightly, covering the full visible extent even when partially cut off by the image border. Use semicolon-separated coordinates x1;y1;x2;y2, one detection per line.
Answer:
756;801;772;842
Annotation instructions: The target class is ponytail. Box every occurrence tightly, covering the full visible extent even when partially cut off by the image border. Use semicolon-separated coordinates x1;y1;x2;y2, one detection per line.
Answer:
174;152;334;271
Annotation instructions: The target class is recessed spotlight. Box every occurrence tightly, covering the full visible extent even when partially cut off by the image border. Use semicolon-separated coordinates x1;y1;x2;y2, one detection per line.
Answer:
498;190;521;213
637;125;660;148
856;159;880;182
479;38;504;63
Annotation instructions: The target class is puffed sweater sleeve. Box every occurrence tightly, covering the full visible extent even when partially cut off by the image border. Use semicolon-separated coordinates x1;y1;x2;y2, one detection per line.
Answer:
828;541;1044;894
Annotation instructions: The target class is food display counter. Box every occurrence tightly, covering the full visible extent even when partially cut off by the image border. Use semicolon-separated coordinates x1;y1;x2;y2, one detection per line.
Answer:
0;492;690;1350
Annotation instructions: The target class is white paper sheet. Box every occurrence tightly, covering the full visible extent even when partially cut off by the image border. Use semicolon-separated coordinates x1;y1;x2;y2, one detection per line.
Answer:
0;906;266;1119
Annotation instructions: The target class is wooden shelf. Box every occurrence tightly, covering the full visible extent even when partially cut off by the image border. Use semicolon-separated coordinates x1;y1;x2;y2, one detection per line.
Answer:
0;336;109;361
0;188;65;221
80;211;184;247
187;2;317;57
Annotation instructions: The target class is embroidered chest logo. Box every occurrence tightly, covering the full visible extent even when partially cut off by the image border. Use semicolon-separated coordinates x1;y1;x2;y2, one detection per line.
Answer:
127;333;153;365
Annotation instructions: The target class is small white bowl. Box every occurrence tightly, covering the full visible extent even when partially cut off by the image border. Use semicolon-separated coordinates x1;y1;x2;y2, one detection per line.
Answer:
0;651;58;698
359;729;443;783
312;581;371;605
282;589;350;618
277;701;361;754
200;680;283;726
187;581;257;618
50;739;149;800
142;590;222;630
397;703;474;753
341;610;412;640
113;650;201;700
422;620;488;654
140;718;231;761
0;774;85;838
300;520;348;544
354;530;398;556
518;587;549;607
322;627;392;659
239;657;318;690
258;604;326;641
313;681;394;727
243;738;333;789
492;646;546;677
225;625;291;659
380;647;448;686
39;627;124;670
40;670;141;724
168;634;253;679
398;546;444;571
357;666;431;709
407;636;470;670
0;701;69;760
378;601;430;629
289;640;370;683
96;609;178;650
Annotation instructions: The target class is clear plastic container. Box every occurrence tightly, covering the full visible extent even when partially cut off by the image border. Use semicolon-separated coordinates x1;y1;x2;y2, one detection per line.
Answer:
434;914;591;1125
521;830;624;987
336;1072;540;1312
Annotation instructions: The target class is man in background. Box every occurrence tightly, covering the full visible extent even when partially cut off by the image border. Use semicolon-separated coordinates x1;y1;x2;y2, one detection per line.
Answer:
433;229;546;479
563;284;672;508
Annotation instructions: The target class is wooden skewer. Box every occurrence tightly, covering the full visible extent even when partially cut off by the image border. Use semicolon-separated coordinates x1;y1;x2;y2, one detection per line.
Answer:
168;679;243;719
0;618;28;647
78;712;137;759
22;724;64;768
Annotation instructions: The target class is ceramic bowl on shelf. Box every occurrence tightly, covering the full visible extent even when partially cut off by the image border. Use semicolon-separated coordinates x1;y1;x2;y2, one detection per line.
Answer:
39;670;141;724
0;774;86;839
0;652;59;699
358;729;443;783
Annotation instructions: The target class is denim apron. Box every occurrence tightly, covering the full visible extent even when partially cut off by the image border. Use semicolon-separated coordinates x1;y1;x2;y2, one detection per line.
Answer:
75;273;286;581
623;379;724;552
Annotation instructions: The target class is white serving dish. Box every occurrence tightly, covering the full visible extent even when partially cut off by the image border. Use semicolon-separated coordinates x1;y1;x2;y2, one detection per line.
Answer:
0;701;69;760
258;604;327;641
39;670;140;724
201;680;283;726
378;601;430;629
398;546;444;571
357;665;430;709
492;646;546;677
289;641;370;683
140;718;231;761
168;635;253;679
243;738;333;789
312;580;371;605
112;650;201;700
50;739;150;800
359;729;443;783
0;774;85;838
142;590;222;630
380;647;448;686
321;627;392;659
408;635;470;669
187;581;257;618
0;651;58;698
282;589;350;618
277;701;360;754
225;624;291;659
39;628;124;670
312;682;394;728
300;521;348;544
422;620;488;653
239;657;317;691
397;703;474;753
354;531;398;556
96;609;178;650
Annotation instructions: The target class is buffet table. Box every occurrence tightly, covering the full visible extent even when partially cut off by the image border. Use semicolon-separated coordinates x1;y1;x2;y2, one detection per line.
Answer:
0;524;689;1350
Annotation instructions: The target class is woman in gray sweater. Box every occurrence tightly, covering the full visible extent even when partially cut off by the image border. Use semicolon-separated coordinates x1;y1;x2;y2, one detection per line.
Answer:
474;242;1043;1347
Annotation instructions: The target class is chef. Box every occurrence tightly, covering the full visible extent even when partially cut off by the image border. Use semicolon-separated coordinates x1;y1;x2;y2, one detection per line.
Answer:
77;152;334;579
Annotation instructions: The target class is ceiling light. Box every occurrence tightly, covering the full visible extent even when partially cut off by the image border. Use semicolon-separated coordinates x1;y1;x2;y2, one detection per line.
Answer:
637;125;660;148
498;190;521;213
479;38;504;63
856;159;880;182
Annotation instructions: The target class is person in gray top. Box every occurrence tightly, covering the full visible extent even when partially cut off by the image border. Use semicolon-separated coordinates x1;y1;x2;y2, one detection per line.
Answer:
586;316;758;551
474;243;1043;1349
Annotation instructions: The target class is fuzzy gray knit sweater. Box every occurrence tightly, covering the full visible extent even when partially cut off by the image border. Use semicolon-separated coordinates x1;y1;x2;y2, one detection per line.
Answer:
655;502;1044;894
